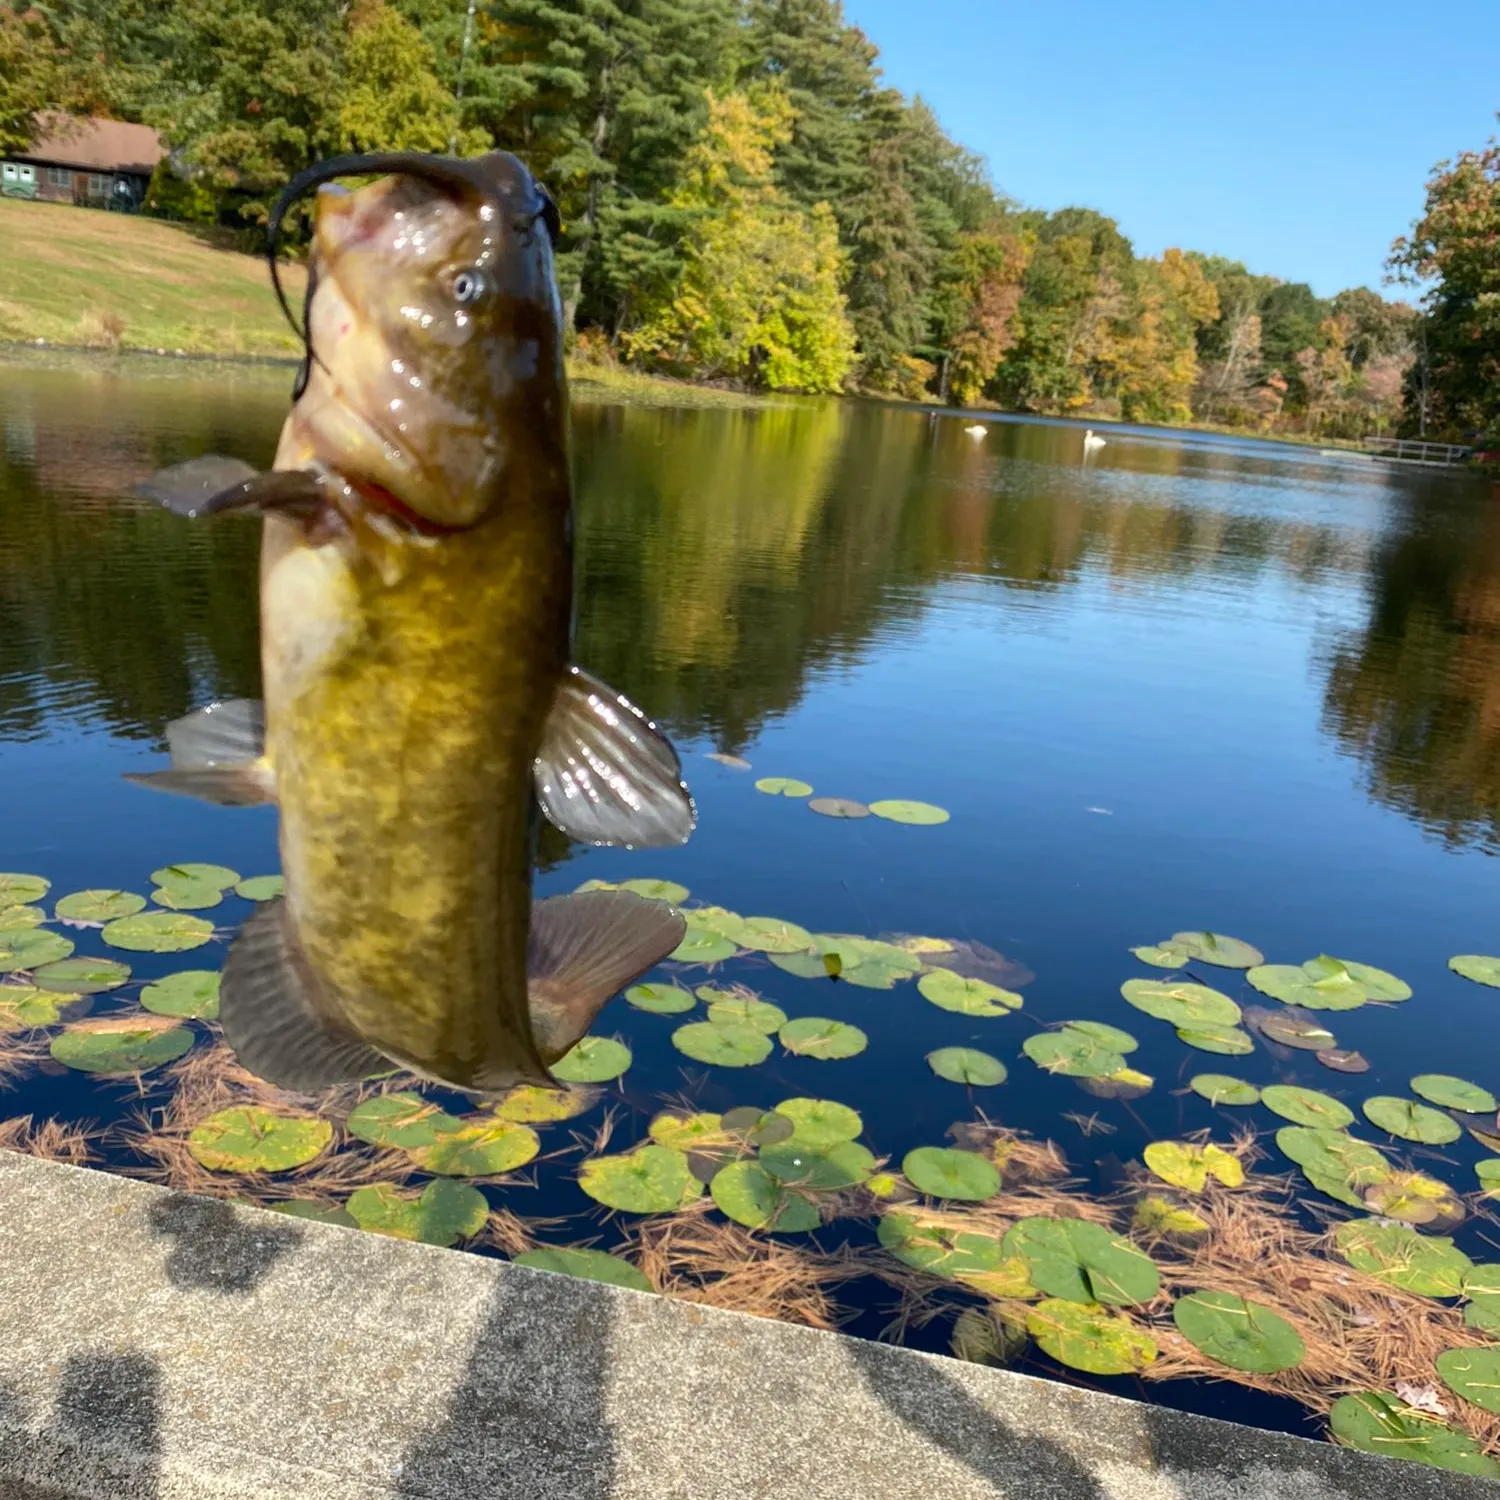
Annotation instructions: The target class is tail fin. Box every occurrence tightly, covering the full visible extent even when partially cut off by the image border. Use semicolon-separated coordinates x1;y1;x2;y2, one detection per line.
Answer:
526;890;686;1060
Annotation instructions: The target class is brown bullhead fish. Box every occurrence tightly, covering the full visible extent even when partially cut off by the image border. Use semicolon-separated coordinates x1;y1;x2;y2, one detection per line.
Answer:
128;150;695;1094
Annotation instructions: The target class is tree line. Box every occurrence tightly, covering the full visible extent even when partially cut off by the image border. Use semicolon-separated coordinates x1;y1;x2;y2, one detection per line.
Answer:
2;0;1493;440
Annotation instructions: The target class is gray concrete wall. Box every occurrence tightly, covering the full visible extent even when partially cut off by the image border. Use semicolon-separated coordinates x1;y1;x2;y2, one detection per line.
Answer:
0;1150;1487;1499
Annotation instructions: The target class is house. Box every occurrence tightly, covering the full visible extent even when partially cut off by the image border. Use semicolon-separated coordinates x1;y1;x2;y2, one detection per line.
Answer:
0;113;165;210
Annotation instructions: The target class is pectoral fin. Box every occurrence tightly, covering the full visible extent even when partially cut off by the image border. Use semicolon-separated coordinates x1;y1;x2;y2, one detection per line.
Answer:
135;456;324;520
219;899;391;1092
534;666;696;848
122;699;276;807
526;889;687;1061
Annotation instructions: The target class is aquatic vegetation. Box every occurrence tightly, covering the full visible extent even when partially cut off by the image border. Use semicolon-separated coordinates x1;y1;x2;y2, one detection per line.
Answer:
669;928;738;964
754;778;813;797
1174;1022;1254;1055
51;1015;194;1075
100;911;214;952
1258;1085;1353;1128
625;982;696;1014
927;1047;1007;1085
1330;1392;1499;1477
0;929;74;968
808;797;869;818
53;890;146;923
775;1097;861;1148
579;1145;702;1212
918;970;1021;1016
1144;1141;1246;1192
1189;1074;1260;1105
868;800;949;826
1023;1027;1127;1078
31;956;130;995
1246;1007;1336;1050
1410;1075;1496;1113
903;1146;1000;1201
347;1180;488;1245
672;1020;771;1067
1172;1291;1305;1373
1004;1216;1160;1305
778;1016;866;1059
761;1139;875;1190
234;875;284;902
706;995;786;1032
1334;1220;1471;1297
187;1106;332;1173
140;970;220;1019
1134;932;1263;970
1121;979;1240;1026
711;1161;821;1231
513;1245;653;1292
550;1036;631;1083
1362;1095;1463;1145
1450;955;1500;988
0;874;50;905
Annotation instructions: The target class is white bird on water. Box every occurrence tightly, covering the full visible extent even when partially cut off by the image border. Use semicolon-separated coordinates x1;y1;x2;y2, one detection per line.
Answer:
1082;429;1106;453
964;423;987;438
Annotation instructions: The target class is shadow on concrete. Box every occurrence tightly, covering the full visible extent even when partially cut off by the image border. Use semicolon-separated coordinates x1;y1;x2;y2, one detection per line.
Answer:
146;1193;301;1294
394;1268;616;1500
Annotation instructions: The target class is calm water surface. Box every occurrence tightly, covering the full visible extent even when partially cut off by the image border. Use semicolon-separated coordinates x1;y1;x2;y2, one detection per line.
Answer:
4;360;1500;1434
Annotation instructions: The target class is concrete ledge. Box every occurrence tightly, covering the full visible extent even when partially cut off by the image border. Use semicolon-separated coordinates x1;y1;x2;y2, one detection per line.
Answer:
0;1150;1488;1499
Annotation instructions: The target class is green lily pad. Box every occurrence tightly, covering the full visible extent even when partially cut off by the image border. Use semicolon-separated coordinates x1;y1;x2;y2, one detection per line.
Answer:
50;1016;193;1074
494;1085;594;1123
406;1119;540;1176
1023;1029;1127;1078
1120;979;1240;1026
1131;1196;1210;1238
648;1112;727;1149
140;970;221;1019
951;1306;1029;1365
0;929;74;969
617;878;689;904
346;1180;487;1245
1131;942;1194;969
711;1162;821;1231
269;1200;357;1227
1312;956;1410;1003
512;1246;652;1293
1362;1096;1462;1145
101;911;214;952
1143;1141;1244;1192
187;1106;333;1173
1363;1172;1465;1228
624;982;696;1014
927;1047;1007;1086
708;996;787;1032
1167;932;1264;969
0;905;45;929
1334;1219;1472;1297
1275;1126;1390;1208
869;799;949;825
1410;1075;1497;1113
347;1092;463;1148
759;1140;875;1189
0;985;83;1028
1259;1085;1354;1128
1189;1074;1261;1106
1005;1217;1160;1305
30;957;131;995
151;863;239;890
734;917;816;954
774;1097;862;1149
550;1036;632;1083
1476;1161;1500;1195
234;875;285;902
1329;1392;1500;1477
578;1146;702;1212
1078;1066;1155;1100
902;1146;1000;1201
0;874;49;907
151;879;224;911
876;1210;1004;1277
1064;1020;1138;1052
808;797;869;818
754;778;813;798
1027;1299;1156;1375
1174;1023;1254;1055
779;1016;866;1059
671;1021;772;1067
53;890;146;923
1172;1290;1305;1373
768;949;840;980
670;927;739;964
1436;1348;1500;1415
1451;954;1500;988
723;1106;795;1146
1249;962;1363;1011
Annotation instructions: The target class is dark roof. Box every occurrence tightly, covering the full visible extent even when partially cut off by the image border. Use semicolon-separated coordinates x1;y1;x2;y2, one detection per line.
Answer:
16;113;165;176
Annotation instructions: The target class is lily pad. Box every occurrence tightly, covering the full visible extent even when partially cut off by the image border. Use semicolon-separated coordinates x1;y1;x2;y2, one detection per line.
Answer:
151;863;239;890
774;1097;861;1149
648;1112;727;1149
760;1140;875;1189
1027;1299;1156;1375
1131;942;1194;969
1436;1348;1500;1416
346;1180;487;1246
0;905;45;928
30;956;131;995
670;927;739;964
1362;1096;1462;1145
1131;1196;1209;1238
734;917;816;954
1313;956;1410;1003
1167;932;1264;969
495;1085;594;1123
903;1147;999;1201
1174;1022;1254;1055
578;1145;701;1213
779;1016;866;1059
0;874;49;907
234;875;284;902
617;878;689;904
0;929;74;969
1275;1126;1390;1208
1260;1085;1354;1128
151;879;224;911
951;1306;1029;1366
53;890;146;923
1363;1172;1465;1229
708;995;787;1032
1317;1048;1369;1074
1451;954;1500;988
1143;1141;1244;1193
721;1107;795;1146
671;1021;772;1068
1249;962;1364;1011
768;949;841;980
1189;1074;1260;1106
1065;1020;1138;1052
1172;1290;1304;1372
1329;1392;1500;1477
346;1092;463;1148
1120;979;1240;1027
269;1200;356;1227
1078;1066;1154;1100
1334;1219;1472;1297
1005;1217;1160;1305
867;798;950;827
1410;1075;1496;1113
0;985;83;1028
711;1161;821;1231
550;1036;631;1083
927;1047;1007;1086
877;1210;1004;1278
754;778;813;798
101;911;214;952
1248;1007;1336;1051
187;1106;333;1173
512;1246;652;1293
406;1119;540;1176
624;982;696;1014
1023;1029;1127;1078
808;797;869;818
50;1016;193;1074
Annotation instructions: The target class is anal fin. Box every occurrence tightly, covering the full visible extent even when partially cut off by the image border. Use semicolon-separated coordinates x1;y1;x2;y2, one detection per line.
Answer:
527;890;686;1061
219;899;390;1092
124;765;274;807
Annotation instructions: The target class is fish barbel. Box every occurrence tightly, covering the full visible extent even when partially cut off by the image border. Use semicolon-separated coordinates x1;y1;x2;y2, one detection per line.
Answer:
128;151;696;1093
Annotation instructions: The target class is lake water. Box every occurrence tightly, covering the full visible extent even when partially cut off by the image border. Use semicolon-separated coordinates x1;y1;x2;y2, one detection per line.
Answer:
4;359;1500;1448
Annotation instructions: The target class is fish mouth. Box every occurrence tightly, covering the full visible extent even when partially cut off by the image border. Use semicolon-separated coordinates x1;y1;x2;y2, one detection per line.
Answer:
343;474;460;537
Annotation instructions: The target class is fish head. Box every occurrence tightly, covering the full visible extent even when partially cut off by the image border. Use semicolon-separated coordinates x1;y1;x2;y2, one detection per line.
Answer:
293;152;567;532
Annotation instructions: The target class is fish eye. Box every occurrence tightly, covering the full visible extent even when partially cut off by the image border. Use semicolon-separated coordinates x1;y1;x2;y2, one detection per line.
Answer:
450;268;487;305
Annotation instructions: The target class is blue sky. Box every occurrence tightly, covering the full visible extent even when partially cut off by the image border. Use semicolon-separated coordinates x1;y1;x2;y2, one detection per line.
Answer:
843;0;1498;298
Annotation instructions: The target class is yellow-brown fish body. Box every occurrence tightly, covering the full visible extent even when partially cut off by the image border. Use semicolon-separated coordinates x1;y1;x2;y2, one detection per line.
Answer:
128;153;694;1093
